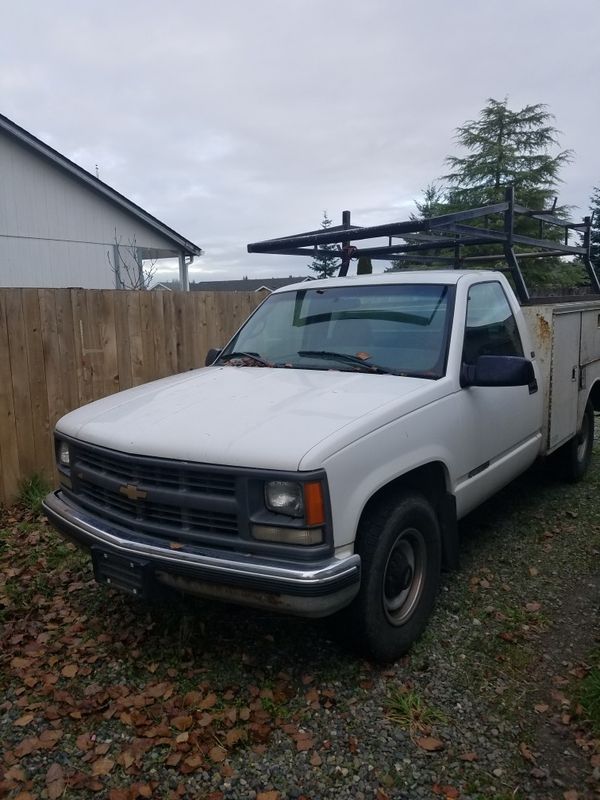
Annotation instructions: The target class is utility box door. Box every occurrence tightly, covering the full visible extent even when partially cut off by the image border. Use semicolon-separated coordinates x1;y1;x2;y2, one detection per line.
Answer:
580;309;600;366
549;311;581;449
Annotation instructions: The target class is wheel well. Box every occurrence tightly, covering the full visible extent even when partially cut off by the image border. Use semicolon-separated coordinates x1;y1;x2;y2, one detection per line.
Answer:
588;380;600;412
358;462;459;571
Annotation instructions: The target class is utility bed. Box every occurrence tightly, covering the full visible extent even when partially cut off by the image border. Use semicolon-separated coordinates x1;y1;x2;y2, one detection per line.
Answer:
524;300;600;454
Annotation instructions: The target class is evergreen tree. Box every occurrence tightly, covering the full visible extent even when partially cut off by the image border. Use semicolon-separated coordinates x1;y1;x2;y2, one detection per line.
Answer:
392;99;584;287
589;186;600;272
308;212;340;279
444;97;572;210
414;183;447;219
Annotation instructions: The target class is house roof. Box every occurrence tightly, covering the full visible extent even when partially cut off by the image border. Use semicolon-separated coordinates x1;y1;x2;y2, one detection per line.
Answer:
190;276;310;292
0;112;202;257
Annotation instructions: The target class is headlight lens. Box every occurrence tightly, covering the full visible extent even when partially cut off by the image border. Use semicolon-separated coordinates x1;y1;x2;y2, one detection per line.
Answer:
252;524;323;545
265;481;304;517
58;441;71;468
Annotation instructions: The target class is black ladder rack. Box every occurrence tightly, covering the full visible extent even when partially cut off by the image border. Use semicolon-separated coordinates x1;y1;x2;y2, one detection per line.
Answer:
247;187;600;304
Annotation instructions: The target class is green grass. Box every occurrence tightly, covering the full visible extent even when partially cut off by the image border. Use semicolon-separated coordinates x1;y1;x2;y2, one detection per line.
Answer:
578;655;600;735
386;687;445;731
17;473;51;516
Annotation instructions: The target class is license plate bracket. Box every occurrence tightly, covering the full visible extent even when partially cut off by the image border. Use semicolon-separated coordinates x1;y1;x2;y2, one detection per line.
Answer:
92;549;153;599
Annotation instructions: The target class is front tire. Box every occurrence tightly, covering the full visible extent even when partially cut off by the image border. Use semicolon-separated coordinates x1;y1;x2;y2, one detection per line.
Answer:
346;491;442;663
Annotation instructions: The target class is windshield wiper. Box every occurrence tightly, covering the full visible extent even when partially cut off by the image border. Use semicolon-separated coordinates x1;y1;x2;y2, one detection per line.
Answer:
218;351;272;367
297;350;397;375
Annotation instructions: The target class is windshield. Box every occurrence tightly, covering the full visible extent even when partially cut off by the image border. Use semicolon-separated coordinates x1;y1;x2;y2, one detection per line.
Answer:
220;283;454;378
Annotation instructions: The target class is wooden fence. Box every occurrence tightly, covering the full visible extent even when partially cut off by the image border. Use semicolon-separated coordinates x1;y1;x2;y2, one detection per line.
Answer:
0;288;266;504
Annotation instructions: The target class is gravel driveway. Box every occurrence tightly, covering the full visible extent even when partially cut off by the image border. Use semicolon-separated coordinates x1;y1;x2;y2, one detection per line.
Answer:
1;447;600;800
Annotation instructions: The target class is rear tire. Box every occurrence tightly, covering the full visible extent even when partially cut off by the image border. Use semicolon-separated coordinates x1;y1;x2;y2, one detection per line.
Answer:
345;491;442;663
553;400;594;483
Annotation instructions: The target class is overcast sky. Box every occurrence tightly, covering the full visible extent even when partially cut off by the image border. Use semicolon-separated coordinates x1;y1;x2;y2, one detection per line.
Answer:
2;0;599;282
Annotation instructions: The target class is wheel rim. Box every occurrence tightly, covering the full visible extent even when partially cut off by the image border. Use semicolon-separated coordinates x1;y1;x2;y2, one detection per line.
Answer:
577;412;591;462
382;527;427;626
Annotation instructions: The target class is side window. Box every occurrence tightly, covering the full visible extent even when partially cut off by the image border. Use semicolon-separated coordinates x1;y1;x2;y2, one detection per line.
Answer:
463;282;524;365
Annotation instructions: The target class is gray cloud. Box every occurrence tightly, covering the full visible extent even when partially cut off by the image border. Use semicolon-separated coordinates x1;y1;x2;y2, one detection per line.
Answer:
2;0;599;281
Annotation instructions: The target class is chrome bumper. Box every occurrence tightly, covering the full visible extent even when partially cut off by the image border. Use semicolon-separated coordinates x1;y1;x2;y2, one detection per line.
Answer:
43;491;361;617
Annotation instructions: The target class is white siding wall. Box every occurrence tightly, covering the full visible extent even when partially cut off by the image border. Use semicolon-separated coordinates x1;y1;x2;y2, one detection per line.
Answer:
0;133;179;288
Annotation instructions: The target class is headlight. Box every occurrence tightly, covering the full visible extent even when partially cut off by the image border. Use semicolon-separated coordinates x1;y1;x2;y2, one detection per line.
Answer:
265;481;303;517
58;441;71;468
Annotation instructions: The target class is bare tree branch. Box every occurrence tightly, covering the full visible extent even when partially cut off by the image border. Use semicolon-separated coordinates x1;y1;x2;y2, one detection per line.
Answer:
107;229;158;290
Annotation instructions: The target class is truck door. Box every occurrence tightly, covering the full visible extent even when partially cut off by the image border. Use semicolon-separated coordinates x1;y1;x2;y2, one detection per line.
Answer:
460;281;542;490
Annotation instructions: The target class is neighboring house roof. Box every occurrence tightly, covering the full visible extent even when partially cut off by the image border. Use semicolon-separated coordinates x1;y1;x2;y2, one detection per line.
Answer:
152;282;173;291
190;277;310;292
0;112;202;257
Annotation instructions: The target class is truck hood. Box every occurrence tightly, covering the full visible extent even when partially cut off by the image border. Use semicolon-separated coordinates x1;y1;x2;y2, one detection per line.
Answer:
56;366;434;471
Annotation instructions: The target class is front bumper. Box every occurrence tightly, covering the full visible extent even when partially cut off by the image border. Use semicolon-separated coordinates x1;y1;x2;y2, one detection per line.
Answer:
43;491;361;617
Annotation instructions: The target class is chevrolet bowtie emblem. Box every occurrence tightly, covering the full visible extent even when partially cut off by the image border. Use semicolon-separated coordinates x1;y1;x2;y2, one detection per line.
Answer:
119;484;147;501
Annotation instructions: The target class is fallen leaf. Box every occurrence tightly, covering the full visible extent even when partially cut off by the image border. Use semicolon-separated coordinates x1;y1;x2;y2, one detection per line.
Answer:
209;746;227;763
534;703;549;714
171;715;193;732
433;785;460;799
46;763;65;800
11;657;32;669
91;757;115;776
525;602;541;613
310;751;322;766
257;792;280;800
117;750;135;769
563;791;578;800
169;541;184;549
416;736;444;752
60;663;78;678
181;754;203;773
14;714;34;727
295;734;314;752
459;751;478;762
519;742;535;763
200;692;218;710
39;729;63;748
225;728;245;747
108;790;129;800
182;690;203;707
529;566;539;576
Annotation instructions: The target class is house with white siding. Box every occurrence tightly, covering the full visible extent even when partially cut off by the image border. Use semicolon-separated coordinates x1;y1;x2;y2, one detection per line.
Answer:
0;113;201;289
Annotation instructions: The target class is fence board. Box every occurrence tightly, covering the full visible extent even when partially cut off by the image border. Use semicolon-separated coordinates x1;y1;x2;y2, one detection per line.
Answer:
22;289;53;480
0;288;264;504
0;292;20;501
5;290;37;480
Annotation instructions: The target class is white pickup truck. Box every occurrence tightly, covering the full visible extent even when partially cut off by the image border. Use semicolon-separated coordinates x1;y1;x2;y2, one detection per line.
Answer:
44;269;600;661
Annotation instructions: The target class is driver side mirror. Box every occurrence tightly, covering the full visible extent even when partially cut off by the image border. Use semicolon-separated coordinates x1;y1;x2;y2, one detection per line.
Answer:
461;355;535;388
205;347;222;366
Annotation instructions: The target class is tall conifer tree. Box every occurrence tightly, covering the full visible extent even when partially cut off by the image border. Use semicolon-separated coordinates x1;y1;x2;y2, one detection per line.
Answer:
308;212;340;279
